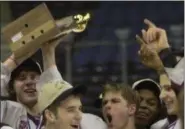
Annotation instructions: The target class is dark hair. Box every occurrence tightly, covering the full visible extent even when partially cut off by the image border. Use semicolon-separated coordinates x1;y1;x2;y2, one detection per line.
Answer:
8;59;41;101
134;81;161;108
133;81;167;128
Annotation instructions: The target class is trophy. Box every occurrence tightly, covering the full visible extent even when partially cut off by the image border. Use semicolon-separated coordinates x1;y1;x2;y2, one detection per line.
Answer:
1;3;90;59
49;12;90;43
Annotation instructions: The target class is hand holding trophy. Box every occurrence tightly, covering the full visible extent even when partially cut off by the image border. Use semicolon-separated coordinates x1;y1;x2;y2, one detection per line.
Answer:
1;3;91;65
49;13;90;43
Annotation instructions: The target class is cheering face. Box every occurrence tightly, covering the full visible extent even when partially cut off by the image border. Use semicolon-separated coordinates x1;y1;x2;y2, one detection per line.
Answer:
53;95;82;129
160;85;178;115
136;89;160;127
13;70;40;107
102;91;135;129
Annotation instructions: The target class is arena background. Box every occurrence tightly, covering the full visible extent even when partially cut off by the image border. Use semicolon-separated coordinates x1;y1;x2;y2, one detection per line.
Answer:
0;1;184;117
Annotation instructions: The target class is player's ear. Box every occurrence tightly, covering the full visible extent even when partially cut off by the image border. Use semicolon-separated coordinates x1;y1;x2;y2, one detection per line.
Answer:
128;104;136;116
44;109;57;122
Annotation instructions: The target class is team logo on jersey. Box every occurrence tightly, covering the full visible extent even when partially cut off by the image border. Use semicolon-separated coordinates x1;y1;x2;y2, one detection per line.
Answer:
19;115;28;129
19;120;28;129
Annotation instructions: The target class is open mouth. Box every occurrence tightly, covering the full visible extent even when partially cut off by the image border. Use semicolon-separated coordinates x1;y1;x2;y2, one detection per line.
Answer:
24;89;36;93
24;89;37;94
107;114;112;123
71;125;79;129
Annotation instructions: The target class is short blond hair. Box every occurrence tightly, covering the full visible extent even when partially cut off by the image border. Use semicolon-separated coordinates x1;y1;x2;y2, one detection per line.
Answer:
102;83;140;110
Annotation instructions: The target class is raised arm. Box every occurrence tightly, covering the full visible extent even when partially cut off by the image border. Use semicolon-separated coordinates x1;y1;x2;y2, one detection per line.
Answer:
140;19;178;68
36;35;68;89
1;57;15;96
136;19;184;86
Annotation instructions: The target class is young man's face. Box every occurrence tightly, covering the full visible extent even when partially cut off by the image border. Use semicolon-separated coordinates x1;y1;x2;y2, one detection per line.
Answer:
102;91;136;129
13;70;40;107
52;95;82;129
160;85;178;115
135;89;160;127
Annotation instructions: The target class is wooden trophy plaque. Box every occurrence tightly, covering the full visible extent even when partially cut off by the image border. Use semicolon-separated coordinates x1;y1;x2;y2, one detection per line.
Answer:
1;3;61;59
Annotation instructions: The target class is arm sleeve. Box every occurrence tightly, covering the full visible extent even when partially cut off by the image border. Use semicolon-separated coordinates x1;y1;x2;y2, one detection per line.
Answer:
159;48;184;86
81;113;107;129
165;57;184;86
36;65;63;90
1;100;27;129
1;63;12;97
